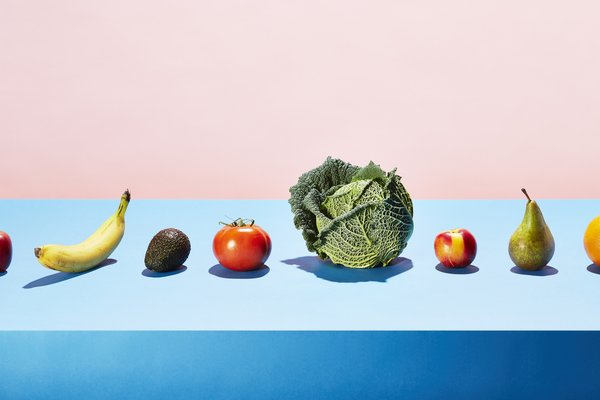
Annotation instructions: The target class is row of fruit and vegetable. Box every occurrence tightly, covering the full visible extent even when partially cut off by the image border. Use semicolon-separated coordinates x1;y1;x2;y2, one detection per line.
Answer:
1;157;600;276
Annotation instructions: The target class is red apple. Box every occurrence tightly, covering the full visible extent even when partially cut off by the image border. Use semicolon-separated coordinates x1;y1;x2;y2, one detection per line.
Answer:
434;228;477;268
0;231;12;272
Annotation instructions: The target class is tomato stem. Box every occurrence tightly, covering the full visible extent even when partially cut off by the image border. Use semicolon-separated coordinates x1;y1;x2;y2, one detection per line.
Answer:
219;218;255;227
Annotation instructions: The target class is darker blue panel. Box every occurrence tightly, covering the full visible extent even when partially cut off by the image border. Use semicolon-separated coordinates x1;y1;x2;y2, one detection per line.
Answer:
0;331;598;399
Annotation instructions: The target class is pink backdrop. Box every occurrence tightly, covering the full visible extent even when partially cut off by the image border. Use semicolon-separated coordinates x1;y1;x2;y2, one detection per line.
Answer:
1;1;599;199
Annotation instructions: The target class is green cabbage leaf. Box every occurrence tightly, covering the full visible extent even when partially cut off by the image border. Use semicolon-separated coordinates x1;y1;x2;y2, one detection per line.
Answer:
289;158;414;268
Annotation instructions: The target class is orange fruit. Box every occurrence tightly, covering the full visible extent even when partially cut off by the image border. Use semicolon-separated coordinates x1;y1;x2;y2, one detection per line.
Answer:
584;216;600;266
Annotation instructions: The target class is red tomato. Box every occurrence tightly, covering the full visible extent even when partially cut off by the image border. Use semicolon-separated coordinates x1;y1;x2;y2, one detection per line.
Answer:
212;219;271;271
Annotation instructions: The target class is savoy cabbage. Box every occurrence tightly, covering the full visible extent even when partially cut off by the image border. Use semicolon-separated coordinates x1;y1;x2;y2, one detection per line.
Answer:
289;158;414;268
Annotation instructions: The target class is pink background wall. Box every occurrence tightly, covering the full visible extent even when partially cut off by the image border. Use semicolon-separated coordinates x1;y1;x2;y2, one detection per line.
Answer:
1;1;599;199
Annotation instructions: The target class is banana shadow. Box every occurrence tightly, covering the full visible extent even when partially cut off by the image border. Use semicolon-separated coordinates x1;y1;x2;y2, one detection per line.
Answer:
510;265;558;276
587;264;600;275
142;265;187;277
281;256;412;283
23;258;118;289
209;264;270;279
435;263;479;274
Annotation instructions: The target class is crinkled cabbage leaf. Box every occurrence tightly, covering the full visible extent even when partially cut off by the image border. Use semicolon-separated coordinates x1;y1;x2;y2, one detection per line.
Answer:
289;158;413;268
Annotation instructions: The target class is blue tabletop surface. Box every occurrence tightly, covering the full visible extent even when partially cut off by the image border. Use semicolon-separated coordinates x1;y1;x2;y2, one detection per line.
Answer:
0;199;599;330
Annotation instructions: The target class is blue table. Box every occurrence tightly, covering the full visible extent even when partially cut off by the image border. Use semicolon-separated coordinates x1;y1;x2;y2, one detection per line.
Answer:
1;331;599;400
0;199;599;330
2;199;600;399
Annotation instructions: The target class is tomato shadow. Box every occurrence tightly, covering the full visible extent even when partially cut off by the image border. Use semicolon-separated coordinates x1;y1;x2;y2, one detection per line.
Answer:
587;264;600;275
281;256;412;283
209;264;270;279
23;258;118;289
435;263;479;274
510;265;558;276
142;265;187;277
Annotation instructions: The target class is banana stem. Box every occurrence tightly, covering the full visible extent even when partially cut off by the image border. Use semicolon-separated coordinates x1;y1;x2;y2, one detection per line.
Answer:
116;189;131;218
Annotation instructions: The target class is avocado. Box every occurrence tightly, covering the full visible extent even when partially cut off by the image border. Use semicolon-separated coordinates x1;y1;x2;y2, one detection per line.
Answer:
144;228;191;272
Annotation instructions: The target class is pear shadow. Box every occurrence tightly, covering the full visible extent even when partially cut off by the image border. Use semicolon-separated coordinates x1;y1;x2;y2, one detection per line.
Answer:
23;258;118;289
209;264;270;279
586;264;600;275
142;265;187;278
435;263;479;275
510;265;558;276
281;256;412;283
0;271;7;277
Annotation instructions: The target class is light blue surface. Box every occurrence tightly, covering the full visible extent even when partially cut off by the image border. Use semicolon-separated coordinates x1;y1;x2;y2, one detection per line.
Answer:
0;199;599;330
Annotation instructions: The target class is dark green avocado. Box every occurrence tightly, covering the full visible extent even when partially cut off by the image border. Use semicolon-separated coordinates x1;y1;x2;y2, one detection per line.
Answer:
144;228;191;272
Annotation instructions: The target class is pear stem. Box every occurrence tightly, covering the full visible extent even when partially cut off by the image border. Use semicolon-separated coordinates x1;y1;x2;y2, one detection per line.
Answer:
521;188;531;202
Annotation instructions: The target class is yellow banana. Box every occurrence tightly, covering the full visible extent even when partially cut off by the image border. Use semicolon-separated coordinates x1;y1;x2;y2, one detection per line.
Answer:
34;190;131;273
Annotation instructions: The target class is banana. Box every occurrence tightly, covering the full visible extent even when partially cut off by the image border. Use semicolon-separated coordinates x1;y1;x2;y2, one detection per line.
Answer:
34;190;131;273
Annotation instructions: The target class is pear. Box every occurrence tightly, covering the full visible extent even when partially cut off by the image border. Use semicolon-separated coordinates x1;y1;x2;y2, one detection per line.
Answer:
509;189;555;271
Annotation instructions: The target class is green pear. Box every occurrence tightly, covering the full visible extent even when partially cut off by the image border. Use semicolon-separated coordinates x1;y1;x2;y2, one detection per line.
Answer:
509;189;555;271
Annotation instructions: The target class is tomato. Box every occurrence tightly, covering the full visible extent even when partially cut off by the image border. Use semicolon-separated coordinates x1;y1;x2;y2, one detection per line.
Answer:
212;219;271;271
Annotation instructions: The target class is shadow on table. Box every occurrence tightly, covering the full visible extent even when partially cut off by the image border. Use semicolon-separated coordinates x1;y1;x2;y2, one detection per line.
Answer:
142;265;187;278
510;265;558;276
0;271;6;277
435;263;479;274
587;264;600;275
23;258;118;289
209;264;270;279
281;256;412;283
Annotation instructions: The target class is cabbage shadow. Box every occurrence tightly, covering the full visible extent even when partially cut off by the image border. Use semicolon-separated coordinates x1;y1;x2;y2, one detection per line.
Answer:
209;264;270;279
510;265;558;276
142;265;187;277
435;263;479;274
23;258;118;289
281;256;412;283
587;264;600;275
